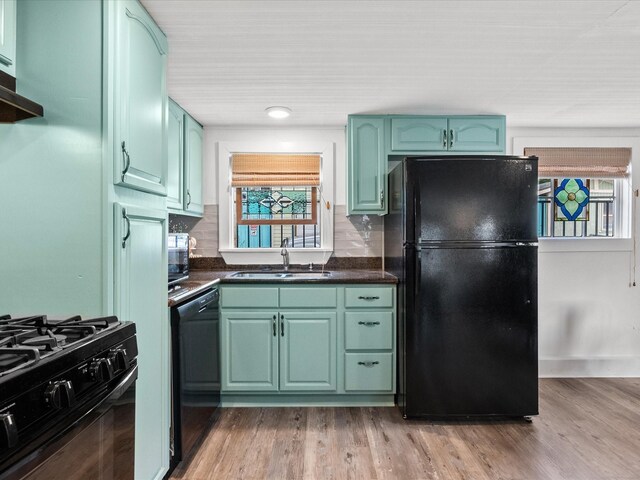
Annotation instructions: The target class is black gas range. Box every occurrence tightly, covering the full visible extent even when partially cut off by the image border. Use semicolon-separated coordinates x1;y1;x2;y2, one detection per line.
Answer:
0;314;138;480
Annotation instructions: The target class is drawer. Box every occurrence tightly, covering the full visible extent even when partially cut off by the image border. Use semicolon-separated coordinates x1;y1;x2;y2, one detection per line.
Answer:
344;287;393;308
345;312;393;350
220;287;279;308
279;287;337;308
344;353;393;392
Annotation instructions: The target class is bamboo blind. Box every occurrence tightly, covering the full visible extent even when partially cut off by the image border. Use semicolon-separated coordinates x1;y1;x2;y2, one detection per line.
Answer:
231;153;321;186
524;147;631;178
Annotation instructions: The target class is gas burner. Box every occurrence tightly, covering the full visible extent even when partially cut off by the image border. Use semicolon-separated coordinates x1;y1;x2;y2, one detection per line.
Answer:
22;331;66;351
0;314;122;376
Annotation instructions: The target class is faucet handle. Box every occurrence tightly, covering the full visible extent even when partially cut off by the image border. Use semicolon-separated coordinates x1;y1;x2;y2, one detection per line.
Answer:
308;263;314;271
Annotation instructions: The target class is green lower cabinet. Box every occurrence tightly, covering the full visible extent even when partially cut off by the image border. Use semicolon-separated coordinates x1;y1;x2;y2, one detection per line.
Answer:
345;352;393;392
220;284;396;405
113;203;169;480
221;310;279;391
279;311;336;391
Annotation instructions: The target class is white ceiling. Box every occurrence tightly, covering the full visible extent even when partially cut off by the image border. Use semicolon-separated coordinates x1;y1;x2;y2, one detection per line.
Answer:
142;0;640;128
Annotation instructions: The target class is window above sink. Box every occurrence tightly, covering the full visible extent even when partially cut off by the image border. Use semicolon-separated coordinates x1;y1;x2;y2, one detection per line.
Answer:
217;139;335;265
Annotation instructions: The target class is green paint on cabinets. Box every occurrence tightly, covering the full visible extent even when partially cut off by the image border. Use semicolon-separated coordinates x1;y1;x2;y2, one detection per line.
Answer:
448;116;505;152
113;0;168;196
113;203;169;480
390;117;447;152
184;115;204;215
221;311;279;391
167;99;204;217
280;312;337;391
167;99;185;210
348;116;387;215
220;284;396;402
0;0;16;75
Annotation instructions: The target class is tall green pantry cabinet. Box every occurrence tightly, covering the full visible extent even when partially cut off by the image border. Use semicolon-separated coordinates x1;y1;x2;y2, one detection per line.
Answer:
105;1;170;479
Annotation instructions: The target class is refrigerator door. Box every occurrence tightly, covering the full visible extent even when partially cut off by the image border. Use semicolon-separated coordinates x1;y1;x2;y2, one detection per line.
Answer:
407;156;538;243
405;244;538;417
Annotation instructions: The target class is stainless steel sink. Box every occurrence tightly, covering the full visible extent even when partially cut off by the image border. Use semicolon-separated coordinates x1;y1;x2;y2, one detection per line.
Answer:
230;271;332;280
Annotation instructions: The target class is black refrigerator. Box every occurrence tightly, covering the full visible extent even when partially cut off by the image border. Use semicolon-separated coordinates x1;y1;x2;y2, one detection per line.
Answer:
385;155;539;418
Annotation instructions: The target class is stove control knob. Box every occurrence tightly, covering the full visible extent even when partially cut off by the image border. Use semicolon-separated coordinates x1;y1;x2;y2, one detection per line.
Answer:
108;348;129;372
89;358;114;382
0;413;18;449
44;380;76;410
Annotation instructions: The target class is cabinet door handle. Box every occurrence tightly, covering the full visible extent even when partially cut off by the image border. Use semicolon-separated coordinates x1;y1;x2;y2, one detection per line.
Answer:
357;296;379;301
187;190;192;207
272;315;277;336
358;321;380;326
121;141;131;181
380;189;384;207
449;129;454;149
280;314;284;336
443;129;447;149
357;361;379;367
121;208;131;249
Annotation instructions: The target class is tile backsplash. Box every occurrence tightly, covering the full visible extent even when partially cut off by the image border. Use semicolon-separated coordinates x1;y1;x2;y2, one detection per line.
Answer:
169;204;382;258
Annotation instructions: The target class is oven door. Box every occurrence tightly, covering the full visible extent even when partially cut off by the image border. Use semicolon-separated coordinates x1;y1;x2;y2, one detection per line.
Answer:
1;366;137;480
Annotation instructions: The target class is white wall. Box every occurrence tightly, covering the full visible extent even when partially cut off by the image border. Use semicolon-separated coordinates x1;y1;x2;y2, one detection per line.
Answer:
203;127;346;205
509;127;640;377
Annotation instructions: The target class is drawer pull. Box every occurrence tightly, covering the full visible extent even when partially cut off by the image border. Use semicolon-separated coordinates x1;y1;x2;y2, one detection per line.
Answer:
358;321;380;326
358;296;380;301
357;361;379;367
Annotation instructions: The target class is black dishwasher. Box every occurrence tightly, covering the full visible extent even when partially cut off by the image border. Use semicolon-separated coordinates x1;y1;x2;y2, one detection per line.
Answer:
168;288;220;474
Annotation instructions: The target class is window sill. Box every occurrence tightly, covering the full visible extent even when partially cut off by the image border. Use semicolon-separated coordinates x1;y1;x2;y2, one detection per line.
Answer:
219;248;334;266
539;237;633;253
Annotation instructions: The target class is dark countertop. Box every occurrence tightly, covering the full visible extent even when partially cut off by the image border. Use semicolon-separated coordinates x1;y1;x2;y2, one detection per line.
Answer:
168;269;398;307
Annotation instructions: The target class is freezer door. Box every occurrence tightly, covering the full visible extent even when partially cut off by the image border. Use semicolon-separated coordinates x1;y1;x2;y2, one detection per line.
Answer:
409;157;538;243
405;245;538;417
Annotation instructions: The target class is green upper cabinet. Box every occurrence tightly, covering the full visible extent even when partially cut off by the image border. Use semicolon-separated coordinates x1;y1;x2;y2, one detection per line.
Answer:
448;116;505;152
279;311;337;391
184;115;204;216
113;0;168;196
167;99;185;211
389;115;505;153
348;116;387;215
0;0;16;76
390;117;448;152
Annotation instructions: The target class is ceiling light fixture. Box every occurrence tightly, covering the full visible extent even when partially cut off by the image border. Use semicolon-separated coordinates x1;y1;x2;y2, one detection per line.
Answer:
266;106;291;119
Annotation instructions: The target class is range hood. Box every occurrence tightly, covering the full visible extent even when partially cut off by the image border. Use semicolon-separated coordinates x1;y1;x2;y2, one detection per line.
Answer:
0;70;44;123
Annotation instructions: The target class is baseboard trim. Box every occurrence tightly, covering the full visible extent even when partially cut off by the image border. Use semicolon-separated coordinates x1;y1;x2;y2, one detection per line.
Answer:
539;356;640;378
221;393;395;407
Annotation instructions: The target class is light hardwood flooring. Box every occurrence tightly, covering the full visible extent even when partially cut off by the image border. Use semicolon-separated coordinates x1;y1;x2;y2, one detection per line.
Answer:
170;378;640;480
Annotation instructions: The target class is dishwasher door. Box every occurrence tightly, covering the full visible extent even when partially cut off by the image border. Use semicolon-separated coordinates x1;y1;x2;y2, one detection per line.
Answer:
170;288;220;470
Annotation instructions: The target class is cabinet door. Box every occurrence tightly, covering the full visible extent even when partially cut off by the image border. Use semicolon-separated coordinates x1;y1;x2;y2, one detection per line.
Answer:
167;99;184;211
279;311;336;391
448;116;505;152
390;117;447;152
113;203;169;480
221;311;278;391
114;0;168;195
184;115;204;216
0;0;16;76
348;116;386;214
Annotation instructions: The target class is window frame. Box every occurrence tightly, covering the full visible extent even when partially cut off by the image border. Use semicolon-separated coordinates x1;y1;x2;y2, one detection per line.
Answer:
514;136;636;253
217;140;335;265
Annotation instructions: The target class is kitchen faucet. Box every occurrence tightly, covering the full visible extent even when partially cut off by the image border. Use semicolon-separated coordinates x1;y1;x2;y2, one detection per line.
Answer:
280;237;290;271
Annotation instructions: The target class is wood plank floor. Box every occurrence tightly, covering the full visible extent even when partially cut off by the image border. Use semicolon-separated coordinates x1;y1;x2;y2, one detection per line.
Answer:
170;378;640;480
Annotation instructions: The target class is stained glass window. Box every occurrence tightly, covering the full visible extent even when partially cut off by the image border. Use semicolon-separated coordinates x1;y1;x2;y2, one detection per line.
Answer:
234;186;320;248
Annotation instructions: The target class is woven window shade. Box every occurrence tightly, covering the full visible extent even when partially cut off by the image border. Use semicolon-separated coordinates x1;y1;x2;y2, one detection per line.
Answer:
524;147;631;178
231;153;320;187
